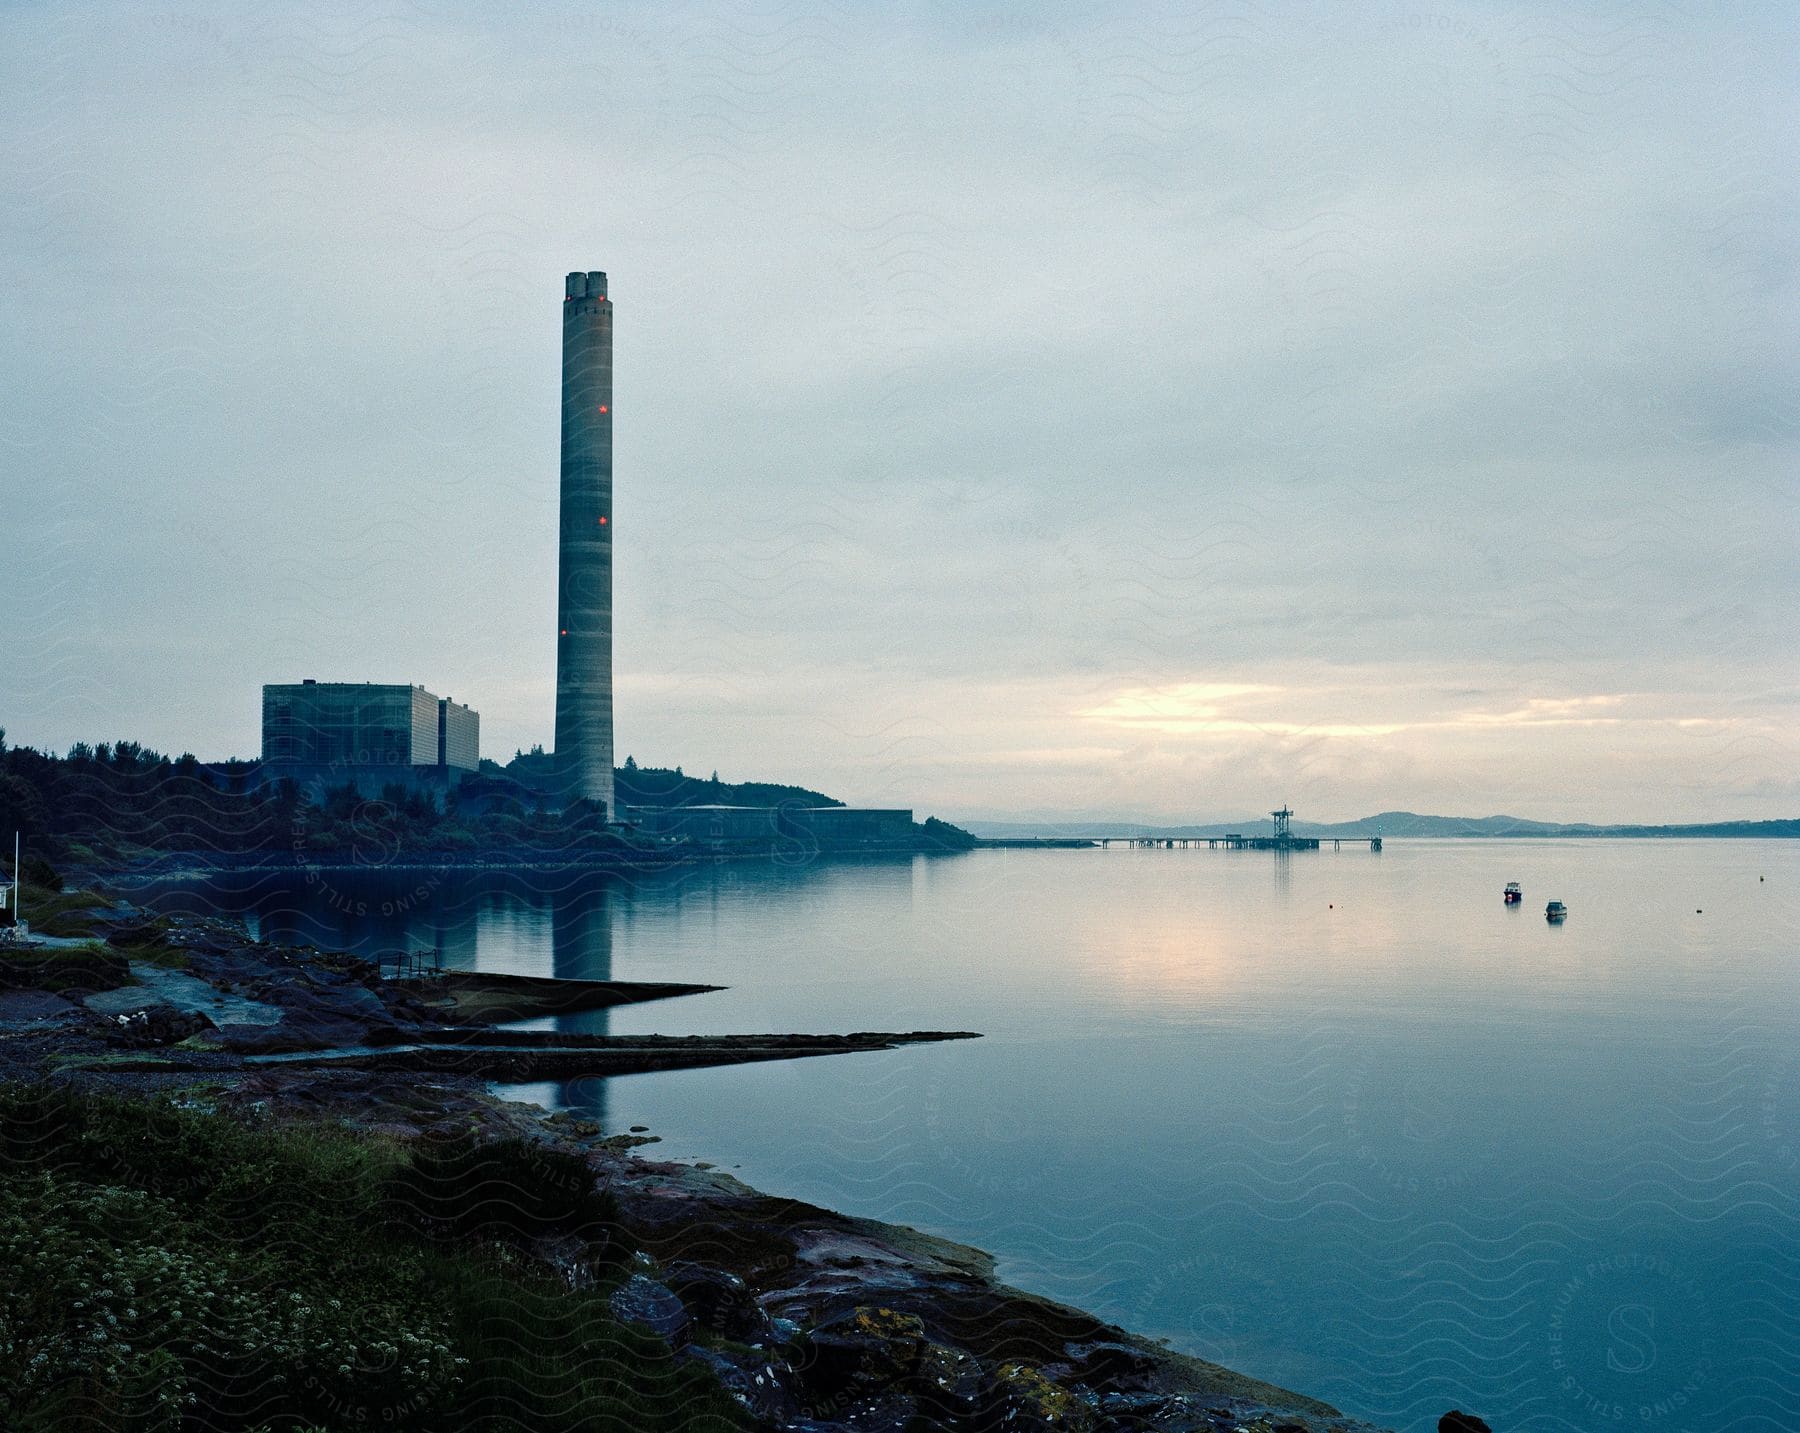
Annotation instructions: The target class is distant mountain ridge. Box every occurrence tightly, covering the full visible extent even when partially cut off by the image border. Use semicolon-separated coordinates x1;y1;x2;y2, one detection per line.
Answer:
964;811;1800;840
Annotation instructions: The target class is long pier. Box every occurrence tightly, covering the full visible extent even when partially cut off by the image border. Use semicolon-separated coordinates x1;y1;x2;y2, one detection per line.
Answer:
979;834;1382;852
1101;833;1380;851
975;807;1381;853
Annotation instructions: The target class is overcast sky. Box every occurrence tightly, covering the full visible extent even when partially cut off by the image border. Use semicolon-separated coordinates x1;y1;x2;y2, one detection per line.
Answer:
2;0;1794;823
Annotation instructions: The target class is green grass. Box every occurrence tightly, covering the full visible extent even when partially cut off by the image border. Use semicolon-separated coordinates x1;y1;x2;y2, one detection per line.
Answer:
435;1260;738;1433
110;940;191;971
0;941;132;995
47;1052;174;1070
15;886;111;938
0;1086;745;1432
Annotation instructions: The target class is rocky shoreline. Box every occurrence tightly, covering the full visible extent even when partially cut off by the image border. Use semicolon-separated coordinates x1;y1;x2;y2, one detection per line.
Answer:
0;895;1395;1432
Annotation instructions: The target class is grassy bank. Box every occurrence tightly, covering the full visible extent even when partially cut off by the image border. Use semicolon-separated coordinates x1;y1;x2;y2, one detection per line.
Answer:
0;1085;744;1432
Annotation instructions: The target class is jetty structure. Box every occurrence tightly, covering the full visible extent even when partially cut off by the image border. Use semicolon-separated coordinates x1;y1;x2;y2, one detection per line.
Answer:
1100;807;1381;850
981;806;1383;851
555;270;615;818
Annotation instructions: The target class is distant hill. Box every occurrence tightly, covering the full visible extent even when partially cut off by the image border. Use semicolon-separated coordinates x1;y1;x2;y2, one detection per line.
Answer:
1308;812;1800;839
614;764;841;813
486;748;840;811
963;812;1800;840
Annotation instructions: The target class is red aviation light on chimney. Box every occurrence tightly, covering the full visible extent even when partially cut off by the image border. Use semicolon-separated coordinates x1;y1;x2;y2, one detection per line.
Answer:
597;516;608;525
598;405;608;414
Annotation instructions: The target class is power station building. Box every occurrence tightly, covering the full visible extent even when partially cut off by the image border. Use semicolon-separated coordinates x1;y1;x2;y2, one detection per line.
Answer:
556;269;614;818
436;695;479;769
260;680;478;793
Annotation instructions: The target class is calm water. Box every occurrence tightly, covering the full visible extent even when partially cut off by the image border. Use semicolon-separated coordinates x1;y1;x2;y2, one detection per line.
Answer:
141;842;1800;1432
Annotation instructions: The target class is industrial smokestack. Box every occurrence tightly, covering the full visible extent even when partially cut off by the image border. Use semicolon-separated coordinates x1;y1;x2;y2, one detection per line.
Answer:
555;270;614;817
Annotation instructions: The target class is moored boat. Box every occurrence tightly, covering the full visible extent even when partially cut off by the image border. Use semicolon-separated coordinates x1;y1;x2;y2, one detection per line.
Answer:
1545;900;1567;922
1504;881;1523;904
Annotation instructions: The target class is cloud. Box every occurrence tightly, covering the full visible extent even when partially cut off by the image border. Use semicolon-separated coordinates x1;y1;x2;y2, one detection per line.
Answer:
0;0;1793;822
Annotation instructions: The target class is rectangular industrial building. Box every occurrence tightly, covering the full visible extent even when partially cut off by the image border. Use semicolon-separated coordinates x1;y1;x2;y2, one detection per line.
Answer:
437;697;479;770
633;805;777;844
262;681;479;777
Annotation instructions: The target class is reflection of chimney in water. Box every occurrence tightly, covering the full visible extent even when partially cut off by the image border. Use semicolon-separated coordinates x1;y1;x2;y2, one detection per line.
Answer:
552;879;614;1128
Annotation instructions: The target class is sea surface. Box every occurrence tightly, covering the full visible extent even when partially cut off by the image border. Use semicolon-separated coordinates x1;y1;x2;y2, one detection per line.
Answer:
141;840;1800;1432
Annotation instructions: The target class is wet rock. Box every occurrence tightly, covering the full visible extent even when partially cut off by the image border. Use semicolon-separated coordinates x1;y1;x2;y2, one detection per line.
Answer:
1064;1336;1163;1390
544;1110;601;1138
914;1340;984;1423
212;974;401;1051
218;1018;372;1054
597;1132;661;1151
795;1305;927;1402
216;1023;295;1053
156;915;255;956
1091;1394;1320;1432
685;1345;797;1425
665;1262;772;1343
93;914;172;948
110;1004;216;1047
1096;1389;1161;1411
313;981;391;1019
265;979;394;1029
830;1390;915;1431
534;1231;605;1292
1440;1414;1492;1433
608;1272;689;1345
980;1360;1096;1431
784;1390;917;1433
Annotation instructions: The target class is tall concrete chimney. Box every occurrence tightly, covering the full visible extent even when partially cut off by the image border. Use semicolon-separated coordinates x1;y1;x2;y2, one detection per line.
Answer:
555;270;614;817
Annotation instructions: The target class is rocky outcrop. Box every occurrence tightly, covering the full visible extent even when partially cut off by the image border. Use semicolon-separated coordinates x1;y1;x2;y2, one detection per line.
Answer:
608;1272;691;1345
595;1145;1371;1431
663;1262;773;1343
109;1003;216;1046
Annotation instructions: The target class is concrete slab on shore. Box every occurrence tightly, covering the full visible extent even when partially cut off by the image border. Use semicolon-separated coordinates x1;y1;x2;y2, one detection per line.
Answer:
87;965;283;1027
392;970;724;1023
234;1030;982;1080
